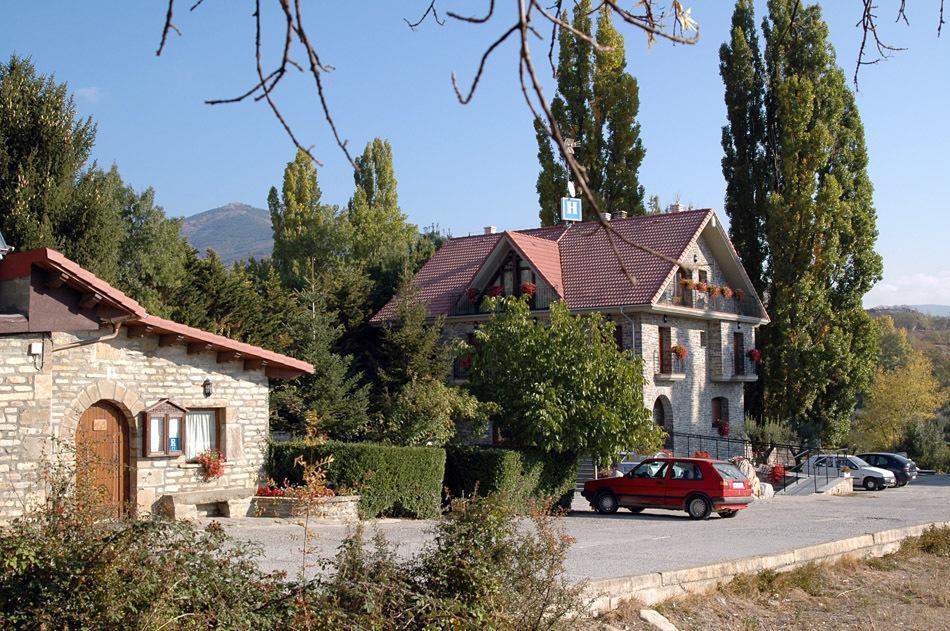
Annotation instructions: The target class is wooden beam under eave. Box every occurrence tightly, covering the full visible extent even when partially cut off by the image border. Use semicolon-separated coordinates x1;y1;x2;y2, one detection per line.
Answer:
45;271;70;289
265;366;301;379
243;358;266;371
79;292;102;310
159;334;184;347
126;325;153;338
217;350;243;363
187;342;214;355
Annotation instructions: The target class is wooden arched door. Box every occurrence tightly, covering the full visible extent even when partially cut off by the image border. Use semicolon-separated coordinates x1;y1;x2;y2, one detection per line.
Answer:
76;401;130;515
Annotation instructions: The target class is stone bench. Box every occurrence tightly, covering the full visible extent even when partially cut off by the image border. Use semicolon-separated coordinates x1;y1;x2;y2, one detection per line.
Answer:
250;495;360;521
154;488;255;520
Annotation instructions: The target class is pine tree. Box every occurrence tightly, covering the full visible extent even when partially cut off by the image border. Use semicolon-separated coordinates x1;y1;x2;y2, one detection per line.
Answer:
719;0;769;299
535;2;645;225
756;0;883;442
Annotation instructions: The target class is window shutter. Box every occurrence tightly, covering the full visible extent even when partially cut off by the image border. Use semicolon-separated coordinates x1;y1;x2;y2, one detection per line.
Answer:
733;332;745;375
659;326;672;373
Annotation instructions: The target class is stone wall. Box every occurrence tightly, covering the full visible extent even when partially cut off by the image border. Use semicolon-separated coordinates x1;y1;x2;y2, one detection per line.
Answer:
0;327;271;521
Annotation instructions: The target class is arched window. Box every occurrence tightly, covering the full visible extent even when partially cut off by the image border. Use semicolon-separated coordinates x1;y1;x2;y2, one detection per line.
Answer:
712;397;729;427
653;396;674;450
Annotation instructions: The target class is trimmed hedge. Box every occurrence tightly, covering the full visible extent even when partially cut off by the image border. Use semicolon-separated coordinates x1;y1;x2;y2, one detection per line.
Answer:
267;440;446;519
444;446;577;510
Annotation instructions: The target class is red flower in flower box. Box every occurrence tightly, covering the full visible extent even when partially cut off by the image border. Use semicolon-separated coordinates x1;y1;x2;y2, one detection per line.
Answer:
722;287;734;299
196;449;226;481
692;451;711;458
734;288;745;300
520;281;537;297
709;285;723;297
768;464;786;485
746;348;762;363
466;287;480;303
671;344;688;360
460;356;473;370
696;282;708;293
487;286;504;297
716;421;731;438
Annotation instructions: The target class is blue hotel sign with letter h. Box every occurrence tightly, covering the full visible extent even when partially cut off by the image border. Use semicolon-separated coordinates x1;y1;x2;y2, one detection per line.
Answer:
560;197;582;222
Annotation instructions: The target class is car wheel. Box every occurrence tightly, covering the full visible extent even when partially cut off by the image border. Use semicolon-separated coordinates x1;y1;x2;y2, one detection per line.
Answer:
717;510;738;519
863;477;881;492
595;491;619;514
627;507;644;514
897;480;908;487
686;495;712;520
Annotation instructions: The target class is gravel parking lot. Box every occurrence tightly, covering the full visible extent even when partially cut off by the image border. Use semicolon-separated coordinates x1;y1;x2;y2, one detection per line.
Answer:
208;475;950;582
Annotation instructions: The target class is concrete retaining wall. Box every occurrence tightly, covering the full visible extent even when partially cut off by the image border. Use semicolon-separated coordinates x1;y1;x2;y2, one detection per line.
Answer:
584;520;950;614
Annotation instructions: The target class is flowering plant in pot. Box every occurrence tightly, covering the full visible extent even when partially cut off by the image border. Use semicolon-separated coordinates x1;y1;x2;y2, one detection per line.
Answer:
692;451;711;458
722;287;734;299
520;281;537;297
734;288;745;300
713;420;731;438
487;286;504;297
678;278;693;288
746;348;762;363
671;344;688;361
696;281;708;293
196;449;226;481
708;284;723;297
768;463;786;485
466;287;480;303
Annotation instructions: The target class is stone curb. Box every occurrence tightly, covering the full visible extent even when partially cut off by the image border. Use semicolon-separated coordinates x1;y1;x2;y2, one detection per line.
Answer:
584;520;950;614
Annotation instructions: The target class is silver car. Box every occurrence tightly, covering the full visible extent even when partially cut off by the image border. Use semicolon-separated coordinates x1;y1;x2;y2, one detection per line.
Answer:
802;454;897;491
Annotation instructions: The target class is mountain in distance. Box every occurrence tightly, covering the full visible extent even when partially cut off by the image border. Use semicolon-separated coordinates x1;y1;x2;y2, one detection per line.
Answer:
870;304;950;318
180;202;273;265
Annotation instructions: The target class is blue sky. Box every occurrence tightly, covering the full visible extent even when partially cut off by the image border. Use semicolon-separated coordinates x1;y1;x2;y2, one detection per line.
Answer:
3;1;948;307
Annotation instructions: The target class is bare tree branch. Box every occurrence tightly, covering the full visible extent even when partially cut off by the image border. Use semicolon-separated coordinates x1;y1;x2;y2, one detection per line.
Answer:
854;0;907;87
405;1;445;30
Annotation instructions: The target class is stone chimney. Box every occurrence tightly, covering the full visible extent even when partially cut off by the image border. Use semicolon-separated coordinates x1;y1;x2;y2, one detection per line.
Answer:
600;212;612;222
613;209;628;220
484;226;497;235
667;203;688;213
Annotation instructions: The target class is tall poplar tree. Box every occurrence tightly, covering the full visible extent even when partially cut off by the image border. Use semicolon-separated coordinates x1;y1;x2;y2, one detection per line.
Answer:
719;0;769;299
720;0;883;442
535;2;645;225
268;149;344;291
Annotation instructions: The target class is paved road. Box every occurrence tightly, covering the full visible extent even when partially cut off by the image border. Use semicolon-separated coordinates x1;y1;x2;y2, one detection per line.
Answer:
210;475;950;582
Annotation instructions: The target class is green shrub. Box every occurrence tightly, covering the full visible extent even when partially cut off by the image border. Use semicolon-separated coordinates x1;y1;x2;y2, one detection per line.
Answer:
444;445;577;510
267;440;446;519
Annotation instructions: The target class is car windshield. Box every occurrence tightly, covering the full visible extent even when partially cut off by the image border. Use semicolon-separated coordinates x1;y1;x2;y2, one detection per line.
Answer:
848;456;870;468
713;463;745;480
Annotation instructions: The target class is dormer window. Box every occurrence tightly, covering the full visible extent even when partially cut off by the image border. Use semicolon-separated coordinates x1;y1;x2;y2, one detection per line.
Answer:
487;251;538;300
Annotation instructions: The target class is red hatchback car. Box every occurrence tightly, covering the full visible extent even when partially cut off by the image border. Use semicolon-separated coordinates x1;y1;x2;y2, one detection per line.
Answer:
581;457;753;520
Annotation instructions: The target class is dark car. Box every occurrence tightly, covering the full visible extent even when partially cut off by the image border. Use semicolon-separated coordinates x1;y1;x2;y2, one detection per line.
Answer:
857;452;918;486
581;457;752;520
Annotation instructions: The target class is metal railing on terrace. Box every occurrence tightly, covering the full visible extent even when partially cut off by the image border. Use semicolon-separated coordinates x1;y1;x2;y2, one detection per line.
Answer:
658;287;762;318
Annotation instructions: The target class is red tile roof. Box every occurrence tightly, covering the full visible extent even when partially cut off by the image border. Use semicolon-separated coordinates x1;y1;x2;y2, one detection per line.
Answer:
0;248;313;376
372;209;713;321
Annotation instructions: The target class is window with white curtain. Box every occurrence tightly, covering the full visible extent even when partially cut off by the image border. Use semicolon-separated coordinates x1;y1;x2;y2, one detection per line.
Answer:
185;410;218;460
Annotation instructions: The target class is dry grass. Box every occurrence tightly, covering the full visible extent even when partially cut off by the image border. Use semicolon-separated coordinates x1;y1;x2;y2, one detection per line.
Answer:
601;526;950;631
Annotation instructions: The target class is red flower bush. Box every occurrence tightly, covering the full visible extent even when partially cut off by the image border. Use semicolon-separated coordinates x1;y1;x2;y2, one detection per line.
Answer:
256;485;285;497
768;463;786;484
520;282;537;296
466;287;480;303
746;348;762;363
487;286;504;297
713;419;731;438
196;449;226;481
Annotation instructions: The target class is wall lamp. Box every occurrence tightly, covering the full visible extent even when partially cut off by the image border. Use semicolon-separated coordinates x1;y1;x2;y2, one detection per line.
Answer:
202;379;213;398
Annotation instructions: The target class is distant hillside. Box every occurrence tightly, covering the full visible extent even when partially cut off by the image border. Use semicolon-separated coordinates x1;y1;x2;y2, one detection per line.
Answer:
180;202;273;264
871;304;950;318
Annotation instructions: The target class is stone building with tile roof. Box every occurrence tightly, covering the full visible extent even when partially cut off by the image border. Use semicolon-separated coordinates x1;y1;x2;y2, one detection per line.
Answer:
0;245;313;521
373;209;770;451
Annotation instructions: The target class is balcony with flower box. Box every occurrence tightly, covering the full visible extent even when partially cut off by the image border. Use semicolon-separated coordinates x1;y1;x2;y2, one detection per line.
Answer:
449;282;557;317
659;280;762;319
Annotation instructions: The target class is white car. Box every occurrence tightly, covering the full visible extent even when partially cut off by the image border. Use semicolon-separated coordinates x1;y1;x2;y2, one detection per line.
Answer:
802;454;896;491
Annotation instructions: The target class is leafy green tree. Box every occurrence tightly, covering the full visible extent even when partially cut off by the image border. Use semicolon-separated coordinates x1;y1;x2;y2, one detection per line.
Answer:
718;1;883;441
719;0;770;299
468;298;662;466
269;149;344;291
873;316;914;372
372;287;491;446
0;56;188;315
535;2;645;224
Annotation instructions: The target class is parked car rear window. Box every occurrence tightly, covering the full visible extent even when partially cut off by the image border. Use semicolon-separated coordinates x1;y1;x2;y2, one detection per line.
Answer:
712;463;745;480
847;456;871;469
